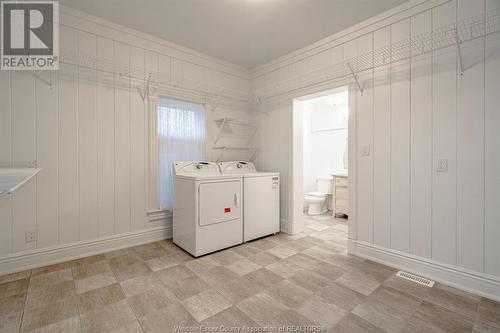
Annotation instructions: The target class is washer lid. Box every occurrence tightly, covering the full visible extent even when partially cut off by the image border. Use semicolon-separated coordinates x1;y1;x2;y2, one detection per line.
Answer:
219;161;256;174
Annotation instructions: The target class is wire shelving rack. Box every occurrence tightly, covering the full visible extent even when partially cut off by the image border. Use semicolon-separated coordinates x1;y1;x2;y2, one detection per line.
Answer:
255;7;500;102
30;8;500;106
51;47;252;106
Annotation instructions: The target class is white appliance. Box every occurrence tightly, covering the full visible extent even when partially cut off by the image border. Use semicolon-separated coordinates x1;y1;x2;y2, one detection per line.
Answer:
304;176;333;215
173;161;243;257
218;161;280;242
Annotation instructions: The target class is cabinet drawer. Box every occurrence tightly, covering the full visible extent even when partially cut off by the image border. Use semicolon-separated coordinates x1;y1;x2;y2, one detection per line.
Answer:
336;205;348;215
335;177;348;187
336;187;348;200
336;198;348;208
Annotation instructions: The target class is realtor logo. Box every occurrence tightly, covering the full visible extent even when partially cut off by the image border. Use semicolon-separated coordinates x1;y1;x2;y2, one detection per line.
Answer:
1;0;59;70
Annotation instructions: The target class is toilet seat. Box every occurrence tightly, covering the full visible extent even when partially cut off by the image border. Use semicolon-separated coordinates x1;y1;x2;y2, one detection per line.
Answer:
305;192;327;215
305;192;326;203
306;191;326;197
304;177;333;216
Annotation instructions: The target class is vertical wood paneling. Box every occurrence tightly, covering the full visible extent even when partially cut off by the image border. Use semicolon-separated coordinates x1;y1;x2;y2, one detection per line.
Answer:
256;113;270;171
0;71;10;162
457;0;485;273
12;180;36;252
11;71;36;252
130;47;146;231
410;11;433;258
432;1;458;265
356;34;374;243
114;41;131;234
253;0;500;282
97;36;116;237
145;51;159;222
0;11;253;262
171;59;183;87
59;26;80;244
390;19;411;253
344;40;357;240
373;26;391;248
0;70;11;255
484;0;500;276
78;32;99;241
281;107;292;225
36;71;59;248
275;108;289;220
0;197;11;255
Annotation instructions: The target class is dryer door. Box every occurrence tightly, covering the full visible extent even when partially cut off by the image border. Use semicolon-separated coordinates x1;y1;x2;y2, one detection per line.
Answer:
199;181;241;226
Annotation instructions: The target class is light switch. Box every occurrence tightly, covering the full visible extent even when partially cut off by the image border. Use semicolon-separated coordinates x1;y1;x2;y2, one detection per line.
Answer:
361;144;370;156
436;159;448;172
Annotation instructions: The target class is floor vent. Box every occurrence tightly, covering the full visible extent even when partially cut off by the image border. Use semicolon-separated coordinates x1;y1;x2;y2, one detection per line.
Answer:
396;271;435;287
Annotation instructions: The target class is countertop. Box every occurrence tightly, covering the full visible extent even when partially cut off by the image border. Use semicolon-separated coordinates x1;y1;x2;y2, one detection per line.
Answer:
332;170;348;178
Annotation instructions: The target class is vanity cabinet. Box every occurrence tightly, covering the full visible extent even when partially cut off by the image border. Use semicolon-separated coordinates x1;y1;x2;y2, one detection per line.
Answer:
332;175;348;217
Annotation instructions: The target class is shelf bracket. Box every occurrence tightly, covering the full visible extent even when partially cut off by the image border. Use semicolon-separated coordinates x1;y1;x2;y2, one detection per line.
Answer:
138;72;152;101
213;118;227;146
347;62;363;95
455;28;464;76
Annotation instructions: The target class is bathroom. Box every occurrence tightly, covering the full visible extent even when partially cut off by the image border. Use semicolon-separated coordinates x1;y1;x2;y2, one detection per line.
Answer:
302;89;349;220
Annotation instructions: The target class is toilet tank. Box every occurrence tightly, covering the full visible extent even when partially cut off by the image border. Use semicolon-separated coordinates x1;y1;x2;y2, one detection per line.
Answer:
317;177;333;194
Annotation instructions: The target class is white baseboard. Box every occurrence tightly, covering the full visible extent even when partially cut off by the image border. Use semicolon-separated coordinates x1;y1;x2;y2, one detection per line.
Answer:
348;239;500;302
280;219;293;234
0;226;172;275
347;237;356;253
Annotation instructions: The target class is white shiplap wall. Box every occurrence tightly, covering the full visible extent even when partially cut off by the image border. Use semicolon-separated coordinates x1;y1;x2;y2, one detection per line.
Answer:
253;0;500;296
0;6;252;268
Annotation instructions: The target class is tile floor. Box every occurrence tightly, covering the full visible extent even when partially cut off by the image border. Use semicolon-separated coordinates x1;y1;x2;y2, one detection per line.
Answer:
0;215;499;332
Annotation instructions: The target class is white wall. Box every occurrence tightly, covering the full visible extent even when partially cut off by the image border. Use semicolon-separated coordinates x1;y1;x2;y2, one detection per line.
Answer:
0;6;252;273
302;105;313;193
253;0;500;300
302;98;348;193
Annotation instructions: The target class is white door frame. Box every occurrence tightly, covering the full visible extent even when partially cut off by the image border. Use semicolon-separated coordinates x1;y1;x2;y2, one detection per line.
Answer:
290;84;356;240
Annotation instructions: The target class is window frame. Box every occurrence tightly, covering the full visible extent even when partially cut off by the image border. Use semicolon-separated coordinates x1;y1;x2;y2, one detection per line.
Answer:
146;94;208;220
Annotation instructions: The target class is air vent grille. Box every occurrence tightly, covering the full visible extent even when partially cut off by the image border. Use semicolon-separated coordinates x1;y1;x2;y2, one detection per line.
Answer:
396;271;435;287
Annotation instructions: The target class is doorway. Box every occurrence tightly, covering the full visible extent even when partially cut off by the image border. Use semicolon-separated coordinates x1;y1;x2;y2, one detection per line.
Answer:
292;86;350;235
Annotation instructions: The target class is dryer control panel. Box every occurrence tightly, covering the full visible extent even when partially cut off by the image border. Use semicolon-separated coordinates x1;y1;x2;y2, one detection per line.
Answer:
174;161;221;176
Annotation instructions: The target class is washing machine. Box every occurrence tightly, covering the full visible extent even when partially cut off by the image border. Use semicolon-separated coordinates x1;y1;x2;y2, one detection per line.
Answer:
218;161;280;242
173;161;243;257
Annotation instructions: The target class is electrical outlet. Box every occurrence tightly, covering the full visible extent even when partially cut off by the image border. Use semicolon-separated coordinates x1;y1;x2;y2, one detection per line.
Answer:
436;159;448;172
25;230;37;243
361;144;371;156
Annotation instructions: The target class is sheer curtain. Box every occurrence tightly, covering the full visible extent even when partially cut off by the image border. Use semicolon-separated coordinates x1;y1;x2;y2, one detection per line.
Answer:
157;98;206;210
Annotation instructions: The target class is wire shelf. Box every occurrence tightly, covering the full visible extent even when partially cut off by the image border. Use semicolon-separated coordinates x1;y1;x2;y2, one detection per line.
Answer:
34;7;500;105
256;7;500;101
57;48;252;104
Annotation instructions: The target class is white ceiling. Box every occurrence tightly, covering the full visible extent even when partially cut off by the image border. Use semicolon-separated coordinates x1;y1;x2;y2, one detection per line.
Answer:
60;0;409;69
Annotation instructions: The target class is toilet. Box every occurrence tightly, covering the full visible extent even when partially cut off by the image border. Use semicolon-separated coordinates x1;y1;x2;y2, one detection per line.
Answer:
305;177;333;215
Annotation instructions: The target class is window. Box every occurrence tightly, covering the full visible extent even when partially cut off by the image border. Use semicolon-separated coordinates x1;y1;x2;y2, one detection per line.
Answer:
157;98;206;209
